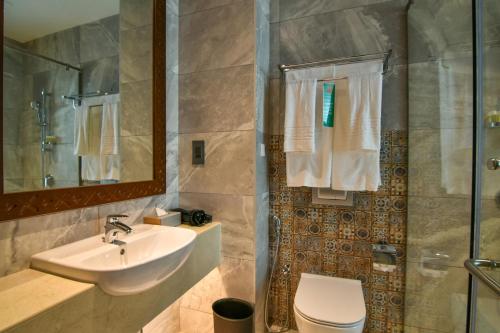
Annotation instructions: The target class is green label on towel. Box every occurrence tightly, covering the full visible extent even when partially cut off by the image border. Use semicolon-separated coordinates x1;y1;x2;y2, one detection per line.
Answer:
323;82;335;127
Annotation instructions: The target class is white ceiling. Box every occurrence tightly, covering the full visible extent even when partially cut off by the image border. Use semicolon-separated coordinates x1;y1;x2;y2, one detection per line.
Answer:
4;0;119;43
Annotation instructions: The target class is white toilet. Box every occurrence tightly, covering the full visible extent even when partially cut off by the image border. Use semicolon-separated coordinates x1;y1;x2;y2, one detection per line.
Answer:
294;273;366;333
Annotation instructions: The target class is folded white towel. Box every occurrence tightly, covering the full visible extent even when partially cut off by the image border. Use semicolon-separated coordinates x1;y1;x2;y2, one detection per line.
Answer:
286;82;333;187
73;101;90;156
331;61;383;191
284;66;334;152
100;94;120;155
78;94;121;182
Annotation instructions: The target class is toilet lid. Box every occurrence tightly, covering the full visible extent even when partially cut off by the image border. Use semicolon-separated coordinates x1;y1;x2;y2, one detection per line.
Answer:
294;273;366;326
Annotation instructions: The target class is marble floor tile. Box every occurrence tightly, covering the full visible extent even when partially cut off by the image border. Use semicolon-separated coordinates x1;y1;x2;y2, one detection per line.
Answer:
180;307;213;333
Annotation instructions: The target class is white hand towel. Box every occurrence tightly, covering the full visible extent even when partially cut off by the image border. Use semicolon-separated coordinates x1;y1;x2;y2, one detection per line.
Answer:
286;82;333;187
284;66;335;152
331;61;383;192
100;94;120;155
79;94;121;182
73;101;90;156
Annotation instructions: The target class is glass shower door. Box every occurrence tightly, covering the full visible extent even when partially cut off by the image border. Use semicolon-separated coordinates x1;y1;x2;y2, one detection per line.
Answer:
468;0;500;332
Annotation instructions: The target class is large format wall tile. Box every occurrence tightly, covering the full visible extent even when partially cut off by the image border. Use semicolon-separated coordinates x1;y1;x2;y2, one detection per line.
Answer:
0;207;99;276
279;0;393;21
120;24;153;84
407;196;471;267
80;15;119;63
405;262;468;332
180;192;255;260
180;0;235;16
179;65;255;133
180;257;256;314
279;0;407;67
179;0;254;74
81;56;120;93
408;0;472;64
120;80;153;136
120;135;153;182
179;131;255;195
120;0;153;31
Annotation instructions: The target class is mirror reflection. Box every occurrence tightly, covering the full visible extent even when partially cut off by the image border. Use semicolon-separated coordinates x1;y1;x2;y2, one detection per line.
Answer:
3;0;153;193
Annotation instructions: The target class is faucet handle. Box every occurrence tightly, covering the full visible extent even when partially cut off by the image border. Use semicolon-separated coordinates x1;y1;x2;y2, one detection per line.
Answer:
106;214;129;223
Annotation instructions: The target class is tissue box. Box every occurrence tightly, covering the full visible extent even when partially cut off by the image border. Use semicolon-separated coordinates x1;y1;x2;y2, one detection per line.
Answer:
144;211;181;227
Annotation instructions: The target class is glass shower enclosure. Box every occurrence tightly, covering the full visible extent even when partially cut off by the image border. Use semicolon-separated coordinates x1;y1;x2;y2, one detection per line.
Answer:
406;0;499;332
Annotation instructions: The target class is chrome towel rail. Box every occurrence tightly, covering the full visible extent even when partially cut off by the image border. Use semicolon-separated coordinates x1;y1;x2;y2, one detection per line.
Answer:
464;258;500;296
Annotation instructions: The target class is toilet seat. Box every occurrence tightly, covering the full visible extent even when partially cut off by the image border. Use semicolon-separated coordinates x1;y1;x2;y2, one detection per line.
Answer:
294;273;366;328
294;305;364;328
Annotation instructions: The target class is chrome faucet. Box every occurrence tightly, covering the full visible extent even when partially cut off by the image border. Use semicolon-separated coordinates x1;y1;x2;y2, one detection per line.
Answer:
104;214;132;244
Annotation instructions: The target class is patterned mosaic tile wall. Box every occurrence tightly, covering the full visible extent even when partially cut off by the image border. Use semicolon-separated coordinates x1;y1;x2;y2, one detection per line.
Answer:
268;130;408;333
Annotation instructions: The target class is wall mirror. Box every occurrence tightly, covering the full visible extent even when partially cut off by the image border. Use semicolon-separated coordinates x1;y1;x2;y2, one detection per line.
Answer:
0;0;166;220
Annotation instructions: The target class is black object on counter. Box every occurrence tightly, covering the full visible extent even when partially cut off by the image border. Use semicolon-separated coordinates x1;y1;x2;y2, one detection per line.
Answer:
171;208;212;226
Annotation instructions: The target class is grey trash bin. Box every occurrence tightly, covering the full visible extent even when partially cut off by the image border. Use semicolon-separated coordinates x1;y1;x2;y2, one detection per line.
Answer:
212;298;254;333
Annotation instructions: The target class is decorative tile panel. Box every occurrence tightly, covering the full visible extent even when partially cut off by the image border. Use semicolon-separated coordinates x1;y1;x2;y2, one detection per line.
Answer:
267;130;407;332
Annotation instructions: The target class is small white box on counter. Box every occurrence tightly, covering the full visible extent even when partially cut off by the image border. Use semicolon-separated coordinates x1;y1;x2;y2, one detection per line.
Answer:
144;211;181;227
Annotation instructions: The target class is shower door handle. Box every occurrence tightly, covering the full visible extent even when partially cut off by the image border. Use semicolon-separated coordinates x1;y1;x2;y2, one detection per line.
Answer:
464;258;500;296
486;158;500;170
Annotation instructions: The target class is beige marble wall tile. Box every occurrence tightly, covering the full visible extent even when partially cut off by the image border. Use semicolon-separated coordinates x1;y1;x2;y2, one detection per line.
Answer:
120;25;153;84
180;192;255;260
3;144;23;180
22;144;41;180
167;70;179;134
179;131;255;195
279;0;393;21
408;128;472;198
405;262;468;332
120;135;153;182
179;65;255;134
80;15;119;63
180;256;256;314
279;1;407;67
166;132;179;195
179;0;255;74
120;80;153;137
120;0;153;31
180;0;235;16
0;208;99;277
407;196;471;267
97;195;167;231
47;143;79;183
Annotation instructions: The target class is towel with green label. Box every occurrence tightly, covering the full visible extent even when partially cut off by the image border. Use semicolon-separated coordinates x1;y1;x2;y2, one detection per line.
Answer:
323;82;335;127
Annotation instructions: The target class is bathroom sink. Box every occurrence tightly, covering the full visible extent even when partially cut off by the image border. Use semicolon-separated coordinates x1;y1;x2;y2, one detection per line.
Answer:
31;224;197;296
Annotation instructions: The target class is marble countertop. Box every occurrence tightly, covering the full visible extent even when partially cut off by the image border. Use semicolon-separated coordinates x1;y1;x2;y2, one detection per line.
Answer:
0;222;220;333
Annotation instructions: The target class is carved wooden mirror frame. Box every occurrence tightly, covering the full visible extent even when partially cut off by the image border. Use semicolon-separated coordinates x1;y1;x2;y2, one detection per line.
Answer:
0;0;166;221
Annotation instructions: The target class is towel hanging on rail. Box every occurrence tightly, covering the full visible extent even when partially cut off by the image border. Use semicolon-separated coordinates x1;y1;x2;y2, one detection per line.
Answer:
284;66;335;153
330;60;383;192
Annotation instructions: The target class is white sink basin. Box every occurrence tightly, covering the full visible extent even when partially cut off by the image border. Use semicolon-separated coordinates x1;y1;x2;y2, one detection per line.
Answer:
31;224;197;296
